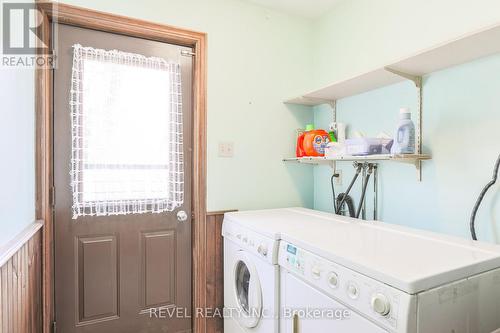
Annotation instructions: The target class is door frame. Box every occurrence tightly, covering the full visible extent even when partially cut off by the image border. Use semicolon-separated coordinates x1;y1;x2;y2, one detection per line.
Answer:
35;3;207;333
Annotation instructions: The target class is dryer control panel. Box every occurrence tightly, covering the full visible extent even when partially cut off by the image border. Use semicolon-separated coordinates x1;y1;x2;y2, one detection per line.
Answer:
279;241;417;333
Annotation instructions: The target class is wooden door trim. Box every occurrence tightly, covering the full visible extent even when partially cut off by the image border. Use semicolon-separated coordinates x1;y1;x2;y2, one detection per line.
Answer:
206;210;236;333
35;3;207;332
206;210;237;217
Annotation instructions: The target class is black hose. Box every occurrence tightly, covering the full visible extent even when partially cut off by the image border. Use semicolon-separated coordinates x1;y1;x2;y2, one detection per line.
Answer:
336;194;356;217
335;166;362;215
356;171;372;218
331;173;338;213
470;154;500;241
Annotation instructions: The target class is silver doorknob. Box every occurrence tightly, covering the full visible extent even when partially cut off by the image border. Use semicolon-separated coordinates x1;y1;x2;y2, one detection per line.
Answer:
177;210;189;222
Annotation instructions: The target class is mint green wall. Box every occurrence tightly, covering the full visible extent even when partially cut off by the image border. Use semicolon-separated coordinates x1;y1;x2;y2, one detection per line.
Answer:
0;68;35;248
0;0;36;249
310;0;500;242
312;0;500;88
313;54;500;242
58;0;315;211
4;0;500;247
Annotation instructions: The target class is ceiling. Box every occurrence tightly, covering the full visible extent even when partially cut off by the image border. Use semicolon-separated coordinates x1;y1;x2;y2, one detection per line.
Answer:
244;0;344;19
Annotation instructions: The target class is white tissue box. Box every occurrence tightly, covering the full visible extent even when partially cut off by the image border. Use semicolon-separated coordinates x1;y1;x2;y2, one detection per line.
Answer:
345;138;392;156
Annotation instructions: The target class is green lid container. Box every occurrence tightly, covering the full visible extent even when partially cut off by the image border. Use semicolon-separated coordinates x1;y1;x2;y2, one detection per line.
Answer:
305;124;315;131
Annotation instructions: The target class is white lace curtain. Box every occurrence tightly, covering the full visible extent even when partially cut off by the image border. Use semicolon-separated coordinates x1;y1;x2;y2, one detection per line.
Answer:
70;44;184;219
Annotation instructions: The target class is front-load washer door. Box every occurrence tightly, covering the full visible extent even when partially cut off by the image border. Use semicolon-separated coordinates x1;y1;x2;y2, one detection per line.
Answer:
233;250;263;328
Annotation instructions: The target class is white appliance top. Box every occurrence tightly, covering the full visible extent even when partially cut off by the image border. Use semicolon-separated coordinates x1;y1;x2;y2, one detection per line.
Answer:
224;208;500;294
224;208;358;239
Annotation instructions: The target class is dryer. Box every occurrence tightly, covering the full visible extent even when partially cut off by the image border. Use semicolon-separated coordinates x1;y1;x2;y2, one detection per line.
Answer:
276;208;500;333
224;207;500;332
279;240;500;333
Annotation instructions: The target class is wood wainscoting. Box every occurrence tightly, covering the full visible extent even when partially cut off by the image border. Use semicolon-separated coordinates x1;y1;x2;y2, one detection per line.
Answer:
206;210;236;333
0;224;43;333
0;212;229;333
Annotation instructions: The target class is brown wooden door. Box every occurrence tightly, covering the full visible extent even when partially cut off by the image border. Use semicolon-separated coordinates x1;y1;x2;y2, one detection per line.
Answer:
54;24;193;333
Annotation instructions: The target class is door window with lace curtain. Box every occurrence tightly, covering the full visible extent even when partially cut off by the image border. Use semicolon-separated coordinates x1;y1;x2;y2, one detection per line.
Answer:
69;44;184;219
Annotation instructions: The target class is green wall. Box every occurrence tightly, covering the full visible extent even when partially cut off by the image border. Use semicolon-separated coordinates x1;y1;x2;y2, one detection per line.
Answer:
314;55;500;242
58;0;315;212
311;0;500;242
55;0;500;239
4;0;500;246
312;0;500;88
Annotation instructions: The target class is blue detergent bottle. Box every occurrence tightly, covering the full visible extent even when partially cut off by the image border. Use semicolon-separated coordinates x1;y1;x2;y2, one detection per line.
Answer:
390;108;415;154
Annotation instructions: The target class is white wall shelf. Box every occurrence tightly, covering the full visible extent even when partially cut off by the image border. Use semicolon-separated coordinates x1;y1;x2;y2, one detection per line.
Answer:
285;22;500;105
284;22;500;180
283;154;431;166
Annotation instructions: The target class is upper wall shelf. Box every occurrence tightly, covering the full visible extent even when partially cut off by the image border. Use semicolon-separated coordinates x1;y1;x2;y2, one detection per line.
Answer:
285;22;500;105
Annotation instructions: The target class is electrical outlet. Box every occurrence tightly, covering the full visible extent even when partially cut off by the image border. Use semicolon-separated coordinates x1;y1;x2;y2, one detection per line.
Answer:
335;169;343;185
218;142;234;157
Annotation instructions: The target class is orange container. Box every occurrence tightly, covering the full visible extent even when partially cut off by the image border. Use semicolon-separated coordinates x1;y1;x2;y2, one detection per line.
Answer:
296;132;306;157
303;129;330;156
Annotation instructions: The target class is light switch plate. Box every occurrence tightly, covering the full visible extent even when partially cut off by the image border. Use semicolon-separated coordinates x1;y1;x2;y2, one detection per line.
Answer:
218;142;234;157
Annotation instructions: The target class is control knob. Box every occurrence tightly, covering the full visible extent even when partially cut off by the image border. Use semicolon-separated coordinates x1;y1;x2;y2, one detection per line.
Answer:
327;272;338;288
257;245;268;257
371;293;391;316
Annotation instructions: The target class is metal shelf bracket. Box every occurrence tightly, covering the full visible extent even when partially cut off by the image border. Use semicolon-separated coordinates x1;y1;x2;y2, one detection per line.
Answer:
384;67;424;181
328;100;337;172
384;67;422;88
328;99;337;122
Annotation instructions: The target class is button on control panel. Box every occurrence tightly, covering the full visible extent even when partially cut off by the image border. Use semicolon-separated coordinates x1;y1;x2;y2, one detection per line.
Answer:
327;272;338;288
257;244;268;257
347;282;359;299
311;265;321;279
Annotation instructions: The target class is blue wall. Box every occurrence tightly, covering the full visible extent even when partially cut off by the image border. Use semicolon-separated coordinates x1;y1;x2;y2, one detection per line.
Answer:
313;54;500;243
0;69;35;248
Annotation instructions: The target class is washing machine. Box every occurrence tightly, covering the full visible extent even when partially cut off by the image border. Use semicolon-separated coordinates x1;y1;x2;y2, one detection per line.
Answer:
222;213;281;333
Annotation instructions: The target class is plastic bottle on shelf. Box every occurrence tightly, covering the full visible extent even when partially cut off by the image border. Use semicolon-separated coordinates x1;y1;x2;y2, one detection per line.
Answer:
390;108;415;155
334;122;346;143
